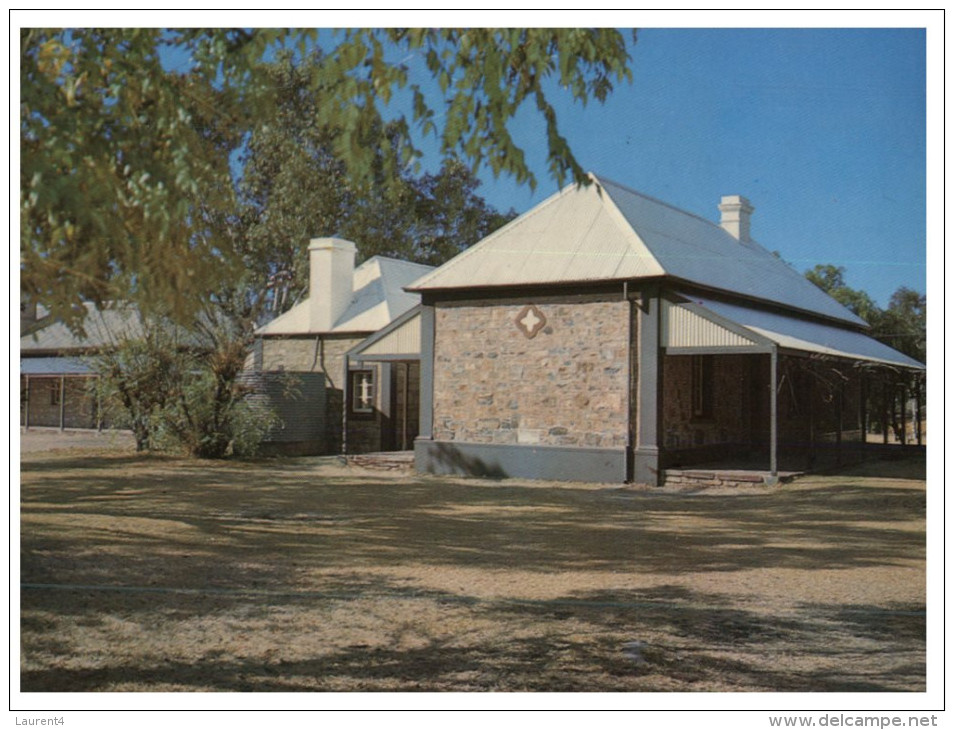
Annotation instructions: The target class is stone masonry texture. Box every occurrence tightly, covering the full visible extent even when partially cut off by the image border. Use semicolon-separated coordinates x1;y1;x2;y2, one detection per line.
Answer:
432;298;630;449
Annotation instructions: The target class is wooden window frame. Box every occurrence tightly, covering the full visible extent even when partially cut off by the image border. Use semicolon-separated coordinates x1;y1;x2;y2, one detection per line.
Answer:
350;369;376;416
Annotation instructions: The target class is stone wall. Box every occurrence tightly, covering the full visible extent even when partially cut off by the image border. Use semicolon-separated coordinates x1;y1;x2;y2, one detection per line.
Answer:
432;297;630;448
662;353;755;452
260;334;362;389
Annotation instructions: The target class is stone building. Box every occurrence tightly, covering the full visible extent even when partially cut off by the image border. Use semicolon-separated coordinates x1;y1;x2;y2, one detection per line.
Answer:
252;238;433;455
408;174;924;485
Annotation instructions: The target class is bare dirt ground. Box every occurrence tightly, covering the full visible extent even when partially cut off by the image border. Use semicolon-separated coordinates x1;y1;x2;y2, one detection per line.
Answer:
19;436;925;693
19;427;137;453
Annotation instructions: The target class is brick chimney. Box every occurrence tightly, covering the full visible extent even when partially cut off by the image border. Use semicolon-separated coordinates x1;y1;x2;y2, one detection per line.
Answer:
718;195;755;242
308;237;356;332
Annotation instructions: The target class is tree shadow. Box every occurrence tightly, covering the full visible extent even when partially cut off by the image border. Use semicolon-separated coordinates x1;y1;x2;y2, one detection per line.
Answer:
484;585;926;692
20;454;926;692
20;583;926;692
21;458;926;583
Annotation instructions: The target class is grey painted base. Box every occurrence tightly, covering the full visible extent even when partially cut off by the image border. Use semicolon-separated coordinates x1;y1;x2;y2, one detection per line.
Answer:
415;439;629;484
631;446;661;487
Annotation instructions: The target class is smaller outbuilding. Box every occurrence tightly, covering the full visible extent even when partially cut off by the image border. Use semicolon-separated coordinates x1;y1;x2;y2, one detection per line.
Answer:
250;238;433;455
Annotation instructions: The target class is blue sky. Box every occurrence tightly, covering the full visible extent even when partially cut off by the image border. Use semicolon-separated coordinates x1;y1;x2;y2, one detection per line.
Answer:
16;15;933;310
425;27;928;308
143;21;933;308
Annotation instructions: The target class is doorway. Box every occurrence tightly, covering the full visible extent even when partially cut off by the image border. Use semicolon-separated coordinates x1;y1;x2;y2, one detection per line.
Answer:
384;361;420;451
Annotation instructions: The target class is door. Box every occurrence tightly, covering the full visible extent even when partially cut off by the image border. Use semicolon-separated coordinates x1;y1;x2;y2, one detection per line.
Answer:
386;361;421;451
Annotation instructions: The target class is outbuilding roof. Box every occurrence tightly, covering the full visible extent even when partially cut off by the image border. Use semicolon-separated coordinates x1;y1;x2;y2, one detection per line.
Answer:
407;174;867;328
257;256;433;336
20;303;143;354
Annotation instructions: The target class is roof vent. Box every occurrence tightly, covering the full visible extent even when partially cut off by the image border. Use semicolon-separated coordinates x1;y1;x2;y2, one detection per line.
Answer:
718;195;754;243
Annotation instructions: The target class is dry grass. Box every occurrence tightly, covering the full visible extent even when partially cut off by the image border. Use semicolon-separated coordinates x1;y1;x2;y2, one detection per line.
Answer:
19;445;926;692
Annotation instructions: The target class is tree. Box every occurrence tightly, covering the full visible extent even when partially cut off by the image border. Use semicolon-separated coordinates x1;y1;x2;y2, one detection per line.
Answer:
804;265;926;444
21;29;244;331
804;264;880;323
163;308;279;459
876;287;926;364
401;159;517;265
21;28;636;329
89;313;189;452
805;264;926;364
89;305;280;459
24;29;629;459
235;52;516;315
84;48;521;459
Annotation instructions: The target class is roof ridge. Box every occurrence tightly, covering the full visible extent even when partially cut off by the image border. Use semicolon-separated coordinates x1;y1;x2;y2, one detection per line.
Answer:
364;253;430;266
593;174;725;230
587;175;667;273
366;254;434;270
594;175;840;303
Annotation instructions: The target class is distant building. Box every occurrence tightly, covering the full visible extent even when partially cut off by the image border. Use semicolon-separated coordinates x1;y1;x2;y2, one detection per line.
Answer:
408;174;924;485
20;302;147;430
20;241;434;455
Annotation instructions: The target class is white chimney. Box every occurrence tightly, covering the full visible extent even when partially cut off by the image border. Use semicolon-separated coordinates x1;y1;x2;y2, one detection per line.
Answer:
308;237;356;331
718;195;755;242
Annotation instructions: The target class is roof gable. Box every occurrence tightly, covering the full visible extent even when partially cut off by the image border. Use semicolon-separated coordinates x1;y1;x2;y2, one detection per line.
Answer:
407;181;664;292
408;174;866;328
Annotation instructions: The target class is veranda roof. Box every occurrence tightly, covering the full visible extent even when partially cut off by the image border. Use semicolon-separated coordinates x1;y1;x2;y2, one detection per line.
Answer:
666;295;923;370
20;303;142;354
20;356;93;375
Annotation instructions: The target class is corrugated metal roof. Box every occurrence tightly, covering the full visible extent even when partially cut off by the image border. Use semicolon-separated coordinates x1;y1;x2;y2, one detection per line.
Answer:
408;174;866;328
20;304;143;353
257;256;433;336
20;356;93;375
679;295;923;369
407;180;663;292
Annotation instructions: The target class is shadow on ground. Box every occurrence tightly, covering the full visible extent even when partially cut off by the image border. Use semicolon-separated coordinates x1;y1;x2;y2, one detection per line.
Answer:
20;452;926;692
20;581;925;692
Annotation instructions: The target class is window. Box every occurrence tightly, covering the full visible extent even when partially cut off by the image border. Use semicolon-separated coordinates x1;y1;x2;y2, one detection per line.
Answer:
691;355;713;420
351;370;375;414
